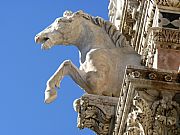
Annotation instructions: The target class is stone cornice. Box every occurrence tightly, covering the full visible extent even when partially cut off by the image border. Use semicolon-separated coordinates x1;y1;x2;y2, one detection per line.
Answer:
126;65;180;84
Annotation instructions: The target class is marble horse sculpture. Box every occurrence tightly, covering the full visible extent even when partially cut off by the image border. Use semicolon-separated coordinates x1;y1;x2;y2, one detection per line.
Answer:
35;10;141;103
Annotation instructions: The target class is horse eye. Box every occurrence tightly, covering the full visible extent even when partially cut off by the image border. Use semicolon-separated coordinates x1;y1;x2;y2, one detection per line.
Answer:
55;19;61;23
55;18;73;24
68;19;73;22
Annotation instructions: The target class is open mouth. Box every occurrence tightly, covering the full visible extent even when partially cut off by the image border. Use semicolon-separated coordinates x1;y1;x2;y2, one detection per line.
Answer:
41;37;51;49
41;37;49;43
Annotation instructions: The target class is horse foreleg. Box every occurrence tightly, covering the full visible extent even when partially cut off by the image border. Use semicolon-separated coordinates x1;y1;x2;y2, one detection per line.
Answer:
44;60;91;104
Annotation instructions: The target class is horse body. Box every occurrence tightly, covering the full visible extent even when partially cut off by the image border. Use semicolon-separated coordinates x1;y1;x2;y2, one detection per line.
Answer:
35;10;141;103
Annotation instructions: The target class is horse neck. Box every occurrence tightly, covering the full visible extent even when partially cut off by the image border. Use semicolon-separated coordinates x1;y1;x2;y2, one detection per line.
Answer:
76;22;115;63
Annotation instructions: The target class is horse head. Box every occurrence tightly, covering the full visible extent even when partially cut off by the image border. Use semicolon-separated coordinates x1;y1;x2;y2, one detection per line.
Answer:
35;10;86;49
35;10;126;50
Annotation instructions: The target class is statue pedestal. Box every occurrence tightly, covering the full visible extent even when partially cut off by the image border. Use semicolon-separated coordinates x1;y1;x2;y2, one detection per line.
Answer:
74;94;119;135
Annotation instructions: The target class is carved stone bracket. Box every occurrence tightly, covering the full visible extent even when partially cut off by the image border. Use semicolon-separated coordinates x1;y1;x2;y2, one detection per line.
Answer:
74;94;119;135
114;66;180;135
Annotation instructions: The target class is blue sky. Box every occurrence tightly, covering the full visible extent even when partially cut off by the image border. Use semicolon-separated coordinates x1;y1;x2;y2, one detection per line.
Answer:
0;0;108;135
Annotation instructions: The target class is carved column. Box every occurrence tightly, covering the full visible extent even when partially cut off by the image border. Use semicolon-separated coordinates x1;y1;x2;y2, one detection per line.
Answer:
114;66;180;135
74;94;119;135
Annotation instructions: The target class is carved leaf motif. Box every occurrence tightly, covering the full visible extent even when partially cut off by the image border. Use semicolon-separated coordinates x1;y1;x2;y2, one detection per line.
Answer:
155;0;180;7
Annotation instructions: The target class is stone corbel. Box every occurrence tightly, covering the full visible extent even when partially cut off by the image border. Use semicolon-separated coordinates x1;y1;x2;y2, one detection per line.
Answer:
74;94;119;135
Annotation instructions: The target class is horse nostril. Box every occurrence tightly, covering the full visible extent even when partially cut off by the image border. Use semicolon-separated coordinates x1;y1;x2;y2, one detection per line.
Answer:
35;35;40;43
35;35;49;44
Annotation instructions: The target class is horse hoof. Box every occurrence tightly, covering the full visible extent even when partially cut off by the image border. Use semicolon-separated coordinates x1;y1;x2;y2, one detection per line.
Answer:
44;89;57;104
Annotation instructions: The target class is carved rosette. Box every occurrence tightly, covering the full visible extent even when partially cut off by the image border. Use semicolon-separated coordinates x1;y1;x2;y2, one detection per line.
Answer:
114;66;180;135
74;94;118;135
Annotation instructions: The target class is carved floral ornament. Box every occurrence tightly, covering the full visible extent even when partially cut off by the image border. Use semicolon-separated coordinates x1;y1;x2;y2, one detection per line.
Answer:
144;27;180;51
74;97;111;135
149;72;157;80
124;92;180;135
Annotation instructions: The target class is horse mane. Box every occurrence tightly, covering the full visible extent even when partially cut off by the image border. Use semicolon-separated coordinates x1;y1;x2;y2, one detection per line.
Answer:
64;10;127;47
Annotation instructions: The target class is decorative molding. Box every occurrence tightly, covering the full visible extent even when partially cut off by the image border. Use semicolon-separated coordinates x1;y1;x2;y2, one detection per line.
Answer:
153;28;180;46
122;0;141;42
127;65;180;83
142;27;180;67
74;94;118;135
113;74;135;135
155;0;180;8
158;12;180;29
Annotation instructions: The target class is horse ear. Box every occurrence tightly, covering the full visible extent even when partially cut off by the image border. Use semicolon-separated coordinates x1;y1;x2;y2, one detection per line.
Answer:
63;10;73;17
76;10;84;15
